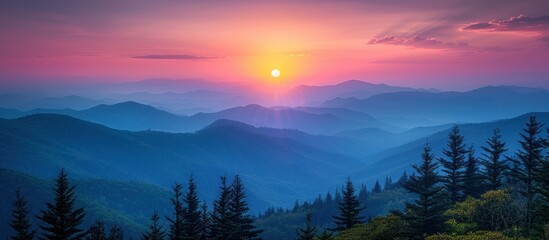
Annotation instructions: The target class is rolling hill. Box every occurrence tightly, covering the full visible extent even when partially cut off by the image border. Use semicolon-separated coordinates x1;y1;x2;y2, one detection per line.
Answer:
323;86;549;127
0;114;363;211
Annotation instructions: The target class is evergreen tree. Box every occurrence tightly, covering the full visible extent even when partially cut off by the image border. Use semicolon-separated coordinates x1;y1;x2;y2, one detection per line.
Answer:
396;172;408;187
198;201;210;240
37;169;86;240
316;230;334;240
404;145;448;239
439;125;468;204
464;146;483;198
167;183;185;240
296;211;317;240
332;177;365;231
534;128;549;223
481;128;508;191
228;175;262;239
182;176;201;239
210;176;235;240
86;220;106;240
509;116;545;225
143;211;165;240
107;224;123;240
371;180;382;194
9;189;36;240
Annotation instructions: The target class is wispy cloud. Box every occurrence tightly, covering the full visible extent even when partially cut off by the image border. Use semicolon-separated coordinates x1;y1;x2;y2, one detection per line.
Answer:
460;15;549;32
133;54;216;60
368;36;468;49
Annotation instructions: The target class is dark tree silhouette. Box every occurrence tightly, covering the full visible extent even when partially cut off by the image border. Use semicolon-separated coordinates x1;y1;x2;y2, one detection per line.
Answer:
509;116;545;225
481;128;508;191
86;220;106;240
332;177;365;231
210;176;235;240
167;183;185;240
439;125;467;204
464;146;483;198
371;180;382;194
198;201;210;240
37;169;86;240
535;128;549;223
296;211;317;240
106;224;123;240
9;189;36;240
183;176;202;239
404;145;448;239
143;211;165;240
228;175;262;239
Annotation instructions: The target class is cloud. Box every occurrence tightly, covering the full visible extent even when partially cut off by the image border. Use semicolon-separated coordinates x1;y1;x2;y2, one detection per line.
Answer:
133;54;216;60
460;15;549;32
367;36;468;49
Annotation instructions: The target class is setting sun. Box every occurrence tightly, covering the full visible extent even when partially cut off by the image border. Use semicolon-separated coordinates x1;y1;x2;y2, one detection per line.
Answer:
271;69;281;78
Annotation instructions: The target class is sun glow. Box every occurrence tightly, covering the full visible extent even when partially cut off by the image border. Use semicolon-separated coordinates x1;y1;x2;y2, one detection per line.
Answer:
271;69;280;78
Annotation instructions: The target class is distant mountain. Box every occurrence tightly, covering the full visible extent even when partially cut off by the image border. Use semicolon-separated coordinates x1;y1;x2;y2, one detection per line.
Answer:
207;119;380;157
336;124;453;149
323;86;549;127
193;104;395;134
14;102;395;135
286;80;431;106
0;114;363;210
351;112;549;185
0;93;112;111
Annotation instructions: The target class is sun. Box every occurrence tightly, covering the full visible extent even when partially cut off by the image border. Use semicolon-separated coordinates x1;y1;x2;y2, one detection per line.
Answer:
271;69;280;78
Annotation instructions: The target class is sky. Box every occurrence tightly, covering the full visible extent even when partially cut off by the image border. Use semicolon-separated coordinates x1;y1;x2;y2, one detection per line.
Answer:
1;0;548;90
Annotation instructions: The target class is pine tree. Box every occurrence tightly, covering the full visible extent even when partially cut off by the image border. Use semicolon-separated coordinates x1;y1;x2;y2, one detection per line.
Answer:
534;128;549;223
182;175;201;239
38;169;86;240
509;116;545;225
371;180;382;194
332;177;365;231
210;176;235;240
167;183;185;240
296;211;317;240
439;125;467;204
86;220;106;240
228;175;262;239
481;128;508;191
106;224;123;240
9;189;36;240
463;146;483;198
198;201;210;240
404;145;448;239
143;211;165;240
396;172;408;187
316;230;334;240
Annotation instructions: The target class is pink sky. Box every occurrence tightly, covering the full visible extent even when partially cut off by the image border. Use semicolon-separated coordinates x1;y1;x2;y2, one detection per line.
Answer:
1;0;548;90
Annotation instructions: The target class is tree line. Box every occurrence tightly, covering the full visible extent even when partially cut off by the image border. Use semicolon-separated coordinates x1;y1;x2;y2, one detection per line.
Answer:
8;171;262;240
294;115;549;239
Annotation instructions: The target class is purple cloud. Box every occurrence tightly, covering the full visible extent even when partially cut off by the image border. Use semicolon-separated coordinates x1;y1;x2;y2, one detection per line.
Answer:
133;54;216;60
368;36;468;49
460;15;549;32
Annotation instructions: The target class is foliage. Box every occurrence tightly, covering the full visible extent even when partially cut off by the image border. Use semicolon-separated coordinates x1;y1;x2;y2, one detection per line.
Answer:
508;115;545;225
332;177;365;231
142;212;165;240
404;145;448;238
480;128;508;191
439;125;468;204
296;211;317;240
9;189;36;240
425;231;524;240
333;214;407;240
37;169;86;240
182;175;202;239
